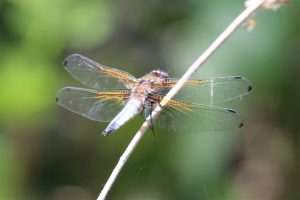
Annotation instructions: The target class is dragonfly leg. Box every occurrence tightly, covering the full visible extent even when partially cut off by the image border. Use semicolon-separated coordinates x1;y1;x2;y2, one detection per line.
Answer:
143;99;156;137
140;108;156;137
149;107;156;138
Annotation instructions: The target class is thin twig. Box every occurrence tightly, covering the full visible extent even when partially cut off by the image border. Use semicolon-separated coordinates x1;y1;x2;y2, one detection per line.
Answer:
97;0;265;199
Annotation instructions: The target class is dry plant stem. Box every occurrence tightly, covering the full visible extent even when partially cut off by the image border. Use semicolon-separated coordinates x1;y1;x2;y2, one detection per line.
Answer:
97;0;265;199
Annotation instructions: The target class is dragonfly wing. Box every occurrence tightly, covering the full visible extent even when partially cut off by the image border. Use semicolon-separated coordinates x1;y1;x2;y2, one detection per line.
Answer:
64;54;137;90
56;87;130;122
155;76;252;105
149;95;243;133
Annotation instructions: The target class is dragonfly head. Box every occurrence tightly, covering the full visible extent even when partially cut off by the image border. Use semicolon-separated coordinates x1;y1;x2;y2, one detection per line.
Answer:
150;70;169;79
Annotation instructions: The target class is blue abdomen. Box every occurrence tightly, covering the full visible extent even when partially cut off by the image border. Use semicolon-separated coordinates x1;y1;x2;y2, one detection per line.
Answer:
102;98;143;136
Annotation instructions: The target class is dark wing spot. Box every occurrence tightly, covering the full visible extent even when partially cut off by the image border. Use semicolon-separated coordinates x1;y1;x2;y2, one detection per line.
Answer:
233;76;242;80
248;85;253;92
227;109;236;113
239;122;244;128
55;97;59;102
102;130;111;136
63;59;68;67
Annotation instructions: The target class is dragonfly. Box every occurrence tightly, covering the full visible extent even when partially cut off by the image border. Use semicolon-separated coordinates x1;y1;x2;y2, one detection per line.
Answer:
56;54;252;136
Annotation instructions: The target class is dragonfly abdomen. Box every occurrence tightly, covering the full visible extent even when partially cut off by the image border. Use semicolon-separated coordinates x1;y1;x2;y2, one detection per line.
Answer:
102;98;143;136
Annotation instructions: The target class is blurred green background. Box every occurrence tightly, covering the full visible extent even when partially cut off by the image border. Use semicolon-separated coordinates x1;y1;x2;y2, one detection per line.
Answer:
1;0;299;199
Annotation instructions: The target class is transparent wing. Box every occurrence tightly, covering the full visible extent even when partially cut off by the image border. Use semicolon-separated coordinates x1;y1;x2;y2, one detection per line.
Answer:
56;87;130;122
63;54;137;90
154;76;252;105
149;95;243;133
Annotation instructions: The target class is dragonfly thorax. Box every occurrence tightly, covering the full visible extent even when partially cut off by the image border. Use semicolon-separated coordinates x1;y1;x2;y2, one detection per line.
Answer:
132;80;154;97
134;70;169;97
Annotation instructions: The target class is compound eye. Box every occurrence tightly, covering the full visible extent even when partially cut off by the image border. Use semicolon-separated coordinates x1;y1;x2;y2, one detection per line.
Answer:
161;71;169;78
151;70;158;76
